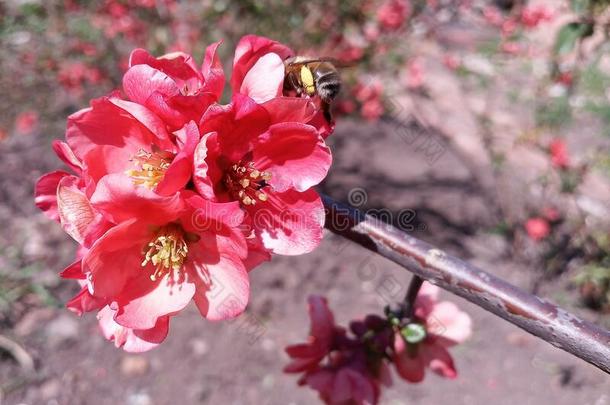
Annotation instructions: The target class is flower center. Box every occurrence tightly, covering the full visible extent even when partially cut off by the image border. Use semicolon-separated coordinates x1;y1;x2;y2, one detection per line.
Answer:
224;161;272;206
141;225;188;281
126;147;174;189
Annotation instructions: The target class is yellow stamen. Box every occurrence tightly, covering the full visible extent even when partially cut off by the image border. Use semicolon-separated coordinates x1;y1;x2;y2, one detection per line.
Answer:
141;225;188;281
224;161;273;207
126;148;174;189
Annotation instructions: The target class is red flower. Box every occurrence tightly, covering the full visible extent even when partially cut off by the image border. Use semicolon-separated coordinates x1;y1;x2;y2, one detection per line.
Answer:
285;296;388;405
64;95;199;201
193;94;331;255
377;0;411;31
124;45;224;131
57;189;250;347
393;283;472;382
525;217;550;242
549;138;570;169
15;110;39;135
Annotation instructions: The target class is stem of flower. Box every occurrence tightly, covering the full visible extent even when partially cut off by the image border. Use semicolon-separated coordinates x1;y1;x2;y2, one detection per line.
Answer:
400;275;424;322
321;193;610;375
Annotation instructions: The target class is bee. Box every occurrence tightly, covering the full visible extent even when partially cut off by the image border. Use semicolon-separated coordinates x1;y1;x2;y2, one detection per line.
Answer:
283;57;348;124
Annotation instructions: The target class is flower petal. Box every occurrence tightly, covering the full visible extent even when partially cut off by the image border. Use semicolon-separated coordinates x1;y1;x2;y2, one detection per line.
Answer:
421;343;458;379
155;121;200;196
113;270;195;330
91;173;185;225
35;170;70;222
97;305;170;352
57;175;108;246
428;301;472;346
251;188;325;255
67;286;108;316
253;122;332;192
240;52;284;103
83;219;150;299
201;40;225;98
123;64;179;106
190;238;249;321
231;35;293;94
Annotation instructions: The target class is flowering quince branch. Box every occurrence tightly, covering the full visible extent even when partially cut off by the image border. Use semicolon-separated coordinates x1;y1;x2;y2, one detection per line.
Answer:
31;32;607;404
321;194;610;375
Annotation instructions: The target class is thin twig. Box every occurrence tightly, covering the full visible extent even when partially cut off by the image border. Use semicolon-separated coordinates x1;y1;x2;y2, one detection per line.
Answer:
401;275;424;321
321;194;610;374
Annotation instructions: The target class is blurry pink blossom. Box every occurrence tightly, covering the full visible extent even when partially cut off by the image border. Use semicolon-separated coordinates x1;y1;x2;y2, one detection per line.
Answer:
361;98;384;121
15;110;39;135
549;138;570;169
483;6;503;26
525;217;550;241
520;5;554;29
377;0;411;31
393;283;472;382
405;58;424;89
443;54;461;70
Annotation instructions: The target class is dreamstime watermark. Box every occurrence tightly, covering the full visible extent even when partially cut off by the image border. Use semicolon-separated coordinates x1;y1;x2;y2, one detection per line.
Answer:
385;95;448;166
190;188;426;235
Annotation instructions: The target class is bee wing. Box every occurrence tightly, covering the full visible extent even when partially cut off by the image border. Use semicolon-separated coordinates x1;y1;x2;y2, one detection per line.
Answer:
284;57;355;68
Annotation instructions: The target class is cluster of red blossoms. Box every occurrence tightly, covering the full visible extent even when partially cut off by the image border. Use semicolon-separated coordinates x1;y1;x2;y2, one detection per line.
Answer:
285;283;472;404
35;35;332;351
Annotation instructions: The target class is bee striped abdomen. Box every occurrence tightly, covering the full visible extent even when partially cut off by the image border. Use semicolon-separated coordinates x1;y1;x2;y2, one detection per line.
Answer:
315;71;341;103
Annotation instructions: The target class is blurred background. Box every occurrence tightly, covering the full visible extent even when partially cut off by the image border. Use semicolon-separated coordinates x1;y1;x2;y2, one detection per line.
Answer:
1;0;610;403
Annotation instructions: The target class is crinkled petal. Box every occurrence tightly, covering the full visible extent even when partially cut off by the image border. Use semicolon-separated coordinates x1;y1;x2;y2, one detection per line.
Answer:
201;40;225;99
240;53;284;103
253;122;332;192
67;286;108;316
35;170;70;222
97;305;170;352
428;301;472;346
421;343;457;379
155;121;200;196
251;188;325;255
57;175;109;246
231;35;293;94
190;238;249;321
83;219;150;299
91;173;185;225
113;270;195;330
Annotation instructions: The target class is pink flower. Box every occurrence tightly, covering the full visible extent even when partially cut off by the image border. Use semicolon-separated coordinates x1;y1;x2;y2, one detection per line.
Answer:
361;99;384;121
443;54;461;70
549;138;570;169
230;35;335;138
525;217;550;242
355;79;384;121
124;45;224;130
520;5;554;29
377;0;411;31
483;6;503;26
393;283;472;382
15;110;39;135
193;94;331;255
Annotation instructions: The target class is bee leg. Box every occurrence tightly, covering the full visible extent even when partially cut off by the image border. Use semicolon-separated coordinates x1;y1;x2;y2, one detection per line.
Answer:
321;101;333;124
